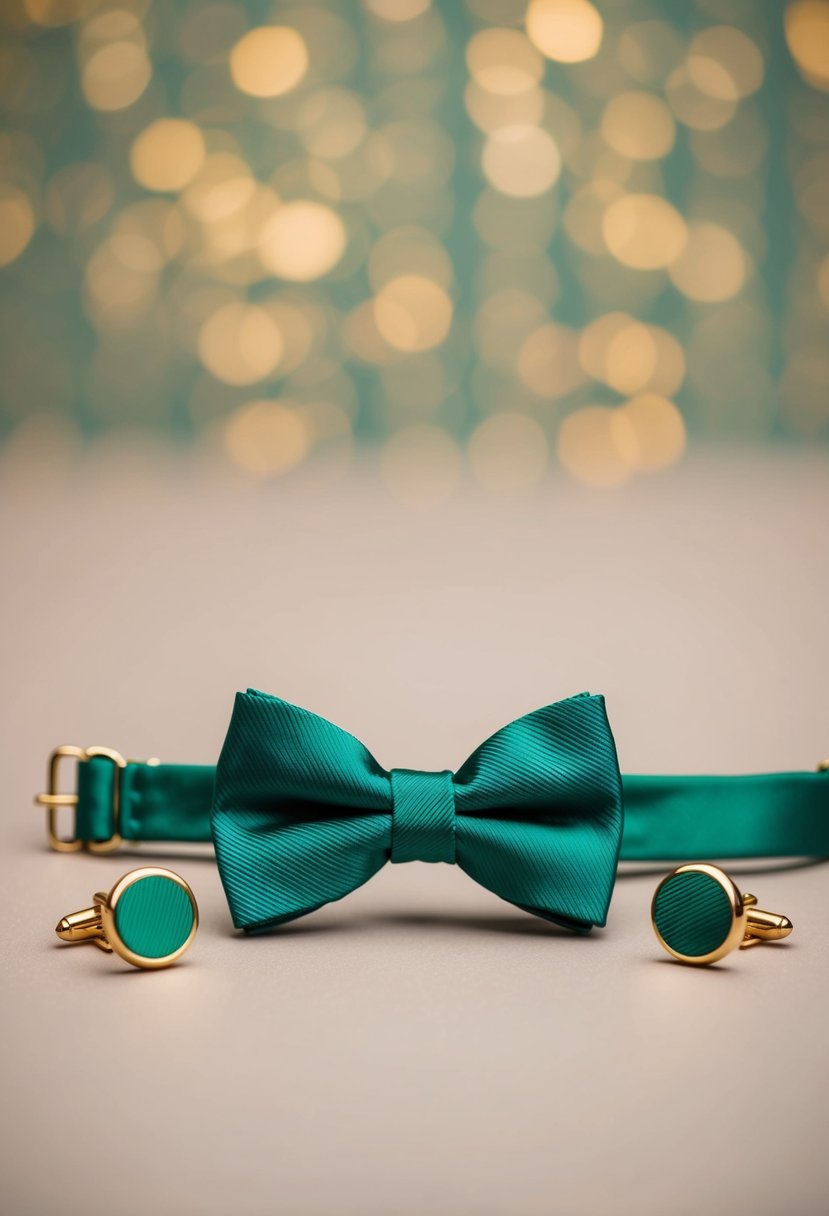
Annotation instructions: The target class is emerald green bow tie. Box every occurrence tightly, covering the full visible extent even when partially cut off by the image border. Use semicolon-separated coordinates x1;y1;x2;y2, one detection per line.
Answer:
211;689;624;934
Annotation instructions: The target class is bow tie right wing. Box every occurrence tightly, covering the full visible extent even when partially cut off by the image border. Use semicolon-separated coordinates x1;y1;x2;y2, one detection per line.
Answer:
451;694;624;930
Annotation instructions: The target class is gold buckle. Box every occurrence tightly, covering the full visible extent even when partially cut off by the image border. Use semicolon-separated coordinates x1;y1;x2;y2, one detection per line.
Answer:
35;745;127;853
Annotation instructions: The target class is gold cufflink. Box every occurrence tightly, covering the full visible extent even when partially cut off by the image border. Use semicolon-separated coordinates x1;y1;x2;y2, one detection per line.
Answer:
56;866;198;970
651;863;792;966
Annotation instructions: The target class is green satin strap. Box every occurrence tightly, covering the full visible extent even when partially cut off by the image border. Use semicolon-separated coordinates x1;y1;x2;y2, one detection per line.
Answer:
76;759;214;843
75;756;829;859
622;772;829;859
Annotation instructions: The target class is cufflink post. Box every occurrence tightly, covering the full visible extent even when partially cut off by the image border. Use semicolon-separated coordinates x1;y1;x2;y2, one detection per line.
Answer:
740;893;793;948
56;895;112;951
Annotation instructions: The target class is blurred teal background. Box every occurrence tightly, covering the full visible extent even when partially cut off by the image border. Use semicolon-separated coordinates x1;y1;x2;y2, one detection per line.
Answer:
1;0;828;498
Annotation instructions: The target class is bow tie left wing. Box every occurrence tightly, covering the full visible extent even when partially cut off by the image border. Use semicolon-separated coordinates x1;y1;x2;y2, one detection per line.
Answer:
212;690;391;931
452;694;623;930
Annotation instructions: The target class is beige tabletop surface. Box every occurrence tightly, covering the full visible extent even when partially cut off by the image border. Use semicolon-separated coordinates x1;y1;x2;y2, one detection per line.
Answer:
2;445;828;1216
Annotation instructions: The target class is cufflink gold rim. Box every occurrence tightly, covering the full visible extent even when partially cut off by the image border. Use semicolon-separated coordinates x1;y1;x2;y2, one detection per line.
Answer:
651;863;793;966
56;866;198;970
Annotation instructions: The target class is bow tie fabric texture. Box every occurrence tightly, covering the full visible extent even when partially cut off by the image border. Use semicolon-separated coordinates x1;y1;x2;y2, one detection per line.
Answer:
211;690;624;934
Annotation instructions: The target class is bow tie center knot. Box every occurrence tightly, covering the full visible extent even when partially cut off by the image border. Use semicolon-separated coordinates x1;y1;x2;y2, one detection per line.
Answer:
389;768;456;864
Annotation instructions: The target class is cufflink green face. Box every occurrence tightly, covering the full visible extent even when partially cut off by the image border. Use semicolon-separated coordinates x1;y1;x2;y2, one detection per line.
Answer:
56;867;198;969
651;863;792;966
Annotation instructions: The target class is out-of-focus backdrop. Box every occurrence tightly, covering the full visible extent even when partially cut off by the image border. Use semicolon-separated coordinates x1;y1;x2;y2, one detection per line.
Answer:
1;0;827;502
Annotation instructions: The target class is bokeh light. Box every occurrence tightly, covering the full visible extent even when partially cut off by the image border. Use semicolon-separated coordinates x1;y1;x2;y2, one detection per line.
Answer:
668;222;747;303
482;124;561;197
600;92;675;161
686;26;764;102
784;2;829;91
223;399;310;477
78;11;152;111
369;227;453;291
602;194;687;270
81;40;151;111
466;27;544;95
229;27;309;99
366;0;432;22
602;321;658;395
525;0;603;64
666;64;736;131
373;275;453;352
610;394;686;471
198;302;284;385
517;323;584;398
577;313;685;397
465;79;545;133
0;188;36;267
130;120;206;193
557;407;629;488
258;201;346;281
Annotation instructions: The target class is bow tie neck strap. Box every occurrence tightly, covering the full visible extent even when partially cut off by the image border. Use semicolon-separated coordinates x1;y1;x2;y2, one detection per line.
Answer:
389;769;456;864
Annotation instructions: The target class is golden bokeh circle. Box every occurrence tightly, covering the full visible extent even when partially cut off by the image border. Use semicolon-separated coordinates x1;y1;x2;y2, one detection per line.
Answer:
610;394;686;471
366;0;432;22
373;275;453;352
517;323;584;398
526;0;603;64
466;27;544;96
130;120;206;193
223;399;311;477
687;26;764;102
784;2;829;91
604;321;658;394
602;193;687;270
600;91;675;161
668;221;746;302
197;302;284;385
557;406;630;488
258;201;346;282
81;41;152;111
666;64;736;131
229;26;309;99
482;124;561;198
0;187;36;267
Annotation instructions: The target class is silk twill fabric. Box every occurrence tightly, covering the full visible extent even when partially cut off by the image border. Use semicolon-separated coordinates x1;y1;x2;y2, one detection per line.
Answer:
210;689;624;933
